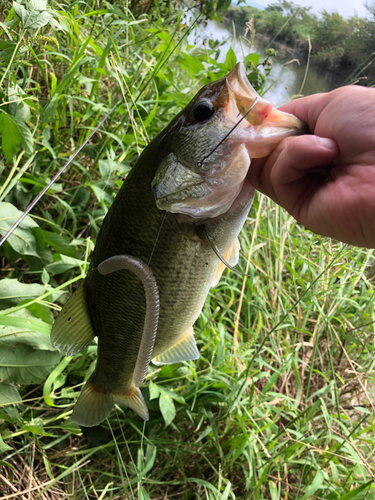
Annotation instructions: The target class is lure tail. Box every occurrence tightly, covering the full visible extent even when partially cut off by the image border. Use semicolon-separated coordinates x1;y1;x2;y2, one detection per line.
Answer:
72;377;149;426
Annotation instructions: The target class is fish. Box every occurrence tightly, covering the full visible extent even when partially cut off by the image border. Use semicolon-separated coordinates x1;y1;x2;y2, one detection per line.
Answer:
50;62;305;426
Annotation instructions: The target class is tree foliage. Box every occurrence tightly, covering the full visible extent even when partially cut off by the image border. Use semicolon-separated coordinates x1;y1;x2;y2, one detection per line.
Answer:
225;0;375;84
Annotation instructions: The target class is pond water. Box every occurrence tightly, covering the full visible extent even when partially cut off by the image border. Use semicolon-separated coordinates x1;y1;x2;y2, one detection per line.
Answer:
188;20;342;105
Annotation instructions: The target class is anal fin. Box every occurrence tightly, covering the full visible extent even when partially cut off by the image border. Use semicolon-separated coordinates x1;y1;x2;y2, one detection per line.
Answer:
115;386;149;421
51;281;95;356
71;377;113;427
212;237;240;287
152;327;199;366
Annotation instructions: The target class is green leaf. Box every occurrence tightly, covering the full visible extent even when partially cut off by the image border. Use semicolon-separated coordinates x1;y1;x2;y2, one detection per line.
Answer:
0;110;33;160
225;47;237;71
22;417;52;436
42;230;77;258
0;380;21;405
0;309;54;350
0;311;51;336
43;356;72;407
244;53;260;66
180;52;205;75
148;380;159;400
8;83;31;122
298;469;324;500
338;480;373;500
45;255;86;275
13;0;53;30
159;393;176;427
25;302;54;324
157;385;186;404
56;420;82;435
0;434;12;453
0;278;54;310
0;344;61;385
0;202;39;257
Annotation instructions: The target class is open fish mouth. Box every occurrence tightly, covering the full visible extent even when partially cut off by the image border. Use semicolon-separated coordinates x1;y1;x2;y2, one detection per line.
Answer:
225;62;306;133
152;62;307;220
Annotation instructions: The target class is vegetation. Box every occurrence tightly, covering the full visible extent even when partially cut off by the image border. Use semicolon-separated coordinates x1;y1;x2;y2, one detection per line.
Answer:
224;0;375;85
0;1;375;499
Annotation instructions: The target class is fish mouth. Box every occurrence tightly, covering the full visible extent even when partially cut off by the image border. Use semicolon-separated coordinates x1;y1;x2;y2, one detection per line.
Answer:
225;62;306;133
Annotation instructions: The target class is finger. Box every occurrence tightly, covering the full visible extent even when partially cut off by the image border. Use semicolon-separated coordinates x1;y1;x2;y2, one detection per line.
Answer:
248;135;338;206
277;93;328;132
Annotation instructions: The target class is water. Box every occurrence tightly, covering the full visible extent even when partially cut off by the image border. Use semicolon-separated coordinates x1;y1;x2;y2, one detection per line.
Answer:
188;20;340;104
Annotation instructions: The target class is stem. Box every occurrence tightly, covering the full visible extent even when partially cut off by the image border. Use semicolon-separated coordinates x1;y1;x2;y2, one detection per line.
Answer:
0;33;23;89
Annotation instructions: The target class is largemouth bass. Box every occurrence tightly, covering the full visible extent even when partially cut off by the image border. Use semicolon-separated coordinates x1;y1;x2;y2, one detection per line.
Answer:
51;63;305;426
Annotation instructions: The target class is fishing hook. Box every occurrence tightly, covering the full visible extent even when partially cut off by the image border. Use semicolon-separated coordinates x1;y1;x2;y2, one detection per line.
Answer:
197;96;259;168
197;226;252;279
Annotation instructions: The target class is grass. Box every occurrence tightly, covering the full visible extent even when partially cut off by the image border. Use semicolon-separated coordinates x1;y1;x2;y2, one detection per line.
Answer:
0;1;375;499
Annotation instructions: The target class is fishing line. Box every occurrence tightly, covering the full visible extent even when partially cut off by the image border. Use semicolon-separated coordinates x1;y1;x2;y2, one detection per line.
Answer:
197;96;259;168
198;226;252;279
148;212;167;266
0;13;201;250
0;104;117;249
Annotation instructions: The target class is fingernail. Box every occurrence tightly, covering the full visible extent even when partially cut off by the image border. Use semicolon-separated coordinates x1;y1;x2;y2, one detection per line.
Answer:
318;137;337;150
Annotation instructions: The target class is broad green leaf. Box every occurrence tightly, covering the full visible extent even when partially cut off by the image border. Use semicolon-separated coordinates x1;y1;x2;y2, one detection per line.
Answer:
26;302;54;325
0;344;61;384
7;83;31;122
180;52;205;75
0;203;39;257
0;310;54;350
45;255;86;274
56;420;81;435
159;393;176;427
0;435;12;453
13;0;55;30
0;278;58;310
225;47;237;71
0;110;33;160
43;231;76;258
157;384;186;404
0;380;21;405
148;380;159;400
244;53;260;66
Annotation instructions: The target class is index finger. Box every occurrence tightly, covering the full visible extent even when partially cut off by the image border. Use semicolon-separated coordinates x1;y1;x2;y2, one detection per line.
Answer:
277;92;328;132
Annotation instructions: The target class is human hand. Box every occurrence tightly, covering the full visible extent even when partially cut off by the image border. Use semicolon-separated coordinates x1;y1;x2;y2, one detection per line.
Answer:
248;86;375;248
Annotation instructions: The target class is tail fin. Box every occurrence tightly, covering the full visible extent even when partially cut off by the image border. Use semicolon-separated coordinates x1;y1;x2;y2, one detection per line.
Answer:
71;377;113;427
71;378;149;426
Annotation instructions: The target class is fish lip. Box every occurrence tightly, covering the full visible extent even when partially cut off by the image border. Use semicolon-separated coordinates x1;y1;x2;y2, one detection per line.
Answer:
228;62;258;100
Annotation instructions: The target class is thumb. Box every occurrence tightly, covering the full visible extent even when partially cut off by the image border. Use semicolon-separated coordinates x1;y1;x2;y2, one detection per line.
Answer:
248;135;338;205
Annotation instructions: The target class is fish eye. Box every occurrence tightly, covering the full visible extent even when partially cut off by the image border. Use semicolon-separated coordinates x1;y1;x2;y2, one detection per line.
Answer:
193;101;215;122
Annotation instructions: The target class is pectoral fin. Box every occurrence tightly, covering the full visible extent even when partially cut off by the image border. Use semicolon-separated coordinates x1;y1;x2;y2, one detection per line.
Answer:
212;238;240;287
51;282;95;356
152;327;199;366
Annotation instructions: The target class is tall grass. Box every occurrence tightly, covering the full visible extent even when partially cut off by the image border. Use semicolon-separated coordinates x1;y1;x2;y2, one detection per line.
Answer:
0;1;374;499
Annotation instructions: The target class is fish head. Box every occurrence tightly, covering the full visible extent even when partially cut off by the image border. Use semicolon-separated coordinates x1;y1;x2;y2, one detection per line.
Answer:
152;62;306;219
